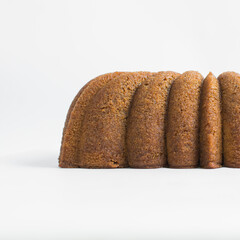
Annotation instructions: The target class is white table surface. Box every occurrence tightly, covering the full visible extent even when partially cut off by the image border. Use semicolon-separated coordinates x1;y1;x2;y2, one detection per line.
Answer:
1;151;240;240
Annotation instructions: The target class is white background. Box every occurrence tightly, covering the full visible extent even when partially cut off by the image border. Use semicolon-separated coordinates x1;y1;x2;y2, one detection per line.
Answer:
1;0;240;239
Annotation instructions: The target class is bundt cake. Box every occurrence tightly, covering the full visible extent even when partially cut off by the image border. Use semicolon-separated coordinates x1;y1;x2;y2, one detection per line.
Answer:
59;71;240;169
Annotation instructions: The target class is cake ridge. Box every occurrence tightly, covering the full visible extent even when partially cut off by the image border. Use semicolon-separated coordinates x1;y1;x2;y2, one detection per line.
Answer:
200;72;222;168
166;71;203;168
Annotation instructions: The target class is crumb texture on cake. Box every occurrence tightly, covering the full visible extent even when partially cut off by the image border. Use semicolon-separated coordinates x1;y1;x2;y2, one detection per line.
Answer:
59;71;240;169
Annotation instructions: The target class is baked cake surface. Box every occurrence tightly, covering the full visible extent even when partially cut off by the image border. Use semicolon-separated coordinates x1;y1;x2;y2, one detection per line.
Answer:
59;71;240;169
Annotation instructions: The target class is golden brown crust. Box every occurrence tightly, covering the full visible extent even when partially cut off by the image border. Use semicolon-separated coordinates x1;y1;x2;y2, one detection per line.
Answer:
200;72;222;168
59;72;123;168
127;71;180;168
218;72;240;168
167;71;203;168
78;72;152;168
59;70;240;169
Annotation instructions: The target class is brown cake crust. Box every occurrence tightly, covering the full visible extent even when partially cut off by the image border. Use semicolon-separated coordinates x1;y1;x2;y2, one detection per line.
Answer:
218;72;240;168
200;72;222;168
167;71;203;168
127;71;180;168
78;72;152;168
59;72;123;168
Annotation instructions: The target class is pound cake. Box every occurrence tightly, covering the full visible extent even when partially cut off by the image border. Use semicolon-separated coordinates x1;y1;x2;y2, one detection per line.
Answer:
59;70;240;169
